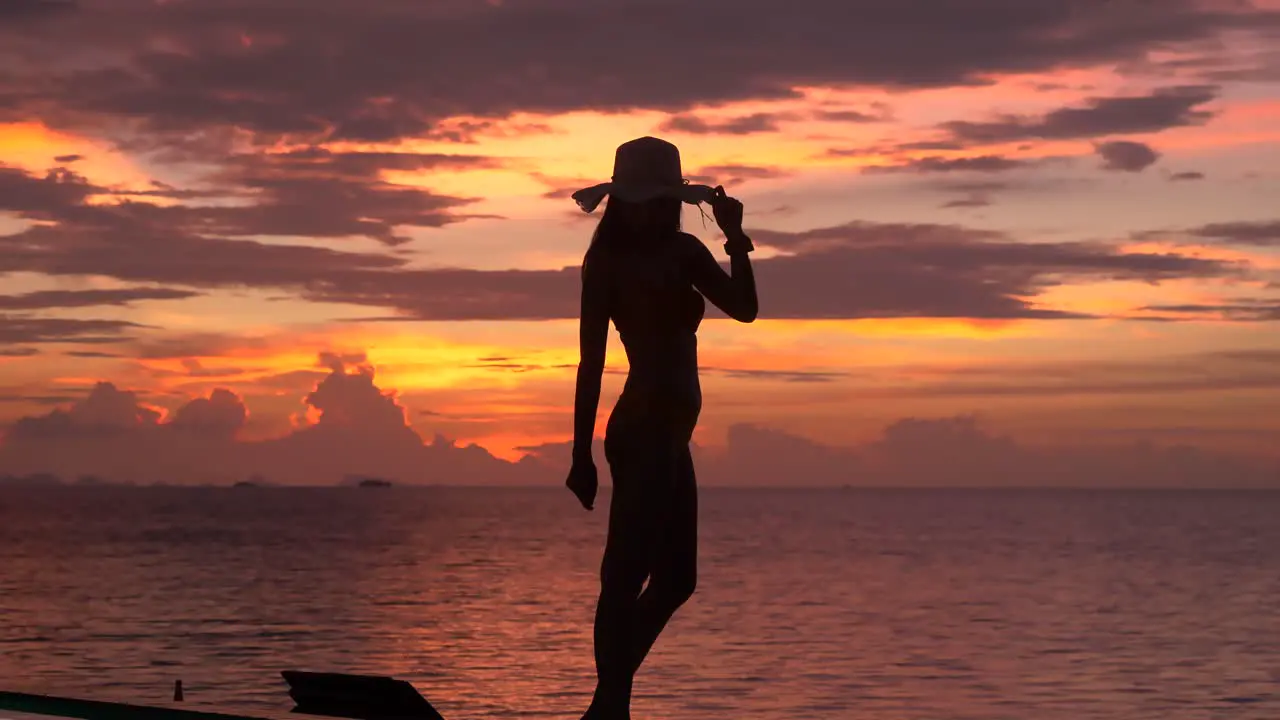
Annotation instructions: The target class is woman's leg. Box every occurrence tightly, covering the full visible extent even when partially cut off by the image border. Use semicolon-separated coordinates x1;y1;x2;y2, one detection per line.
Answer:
583;435;657;718
627;441;698;674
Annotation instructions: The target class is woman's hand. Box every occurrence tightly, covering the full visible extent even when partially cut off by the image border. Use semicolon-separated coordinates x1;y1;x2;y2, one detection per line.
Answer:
710;186;743;234
565;456;598;511
711;186;753;255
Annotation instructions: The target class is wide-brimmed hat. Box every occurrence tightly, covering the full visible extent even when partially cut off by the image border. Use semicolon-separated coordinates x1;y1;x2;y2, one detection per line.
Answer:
571;136;717;213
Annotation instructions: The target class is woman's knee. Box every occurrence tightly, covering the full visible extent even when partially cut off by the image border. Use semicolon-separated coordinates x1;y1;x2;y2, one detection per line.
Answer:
651;567;697;606
600;551;647;599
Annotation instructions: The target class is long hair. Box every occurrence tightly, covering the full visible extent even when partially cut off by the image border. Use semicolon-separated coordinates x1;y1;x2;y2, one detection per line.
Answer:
587;196;683;257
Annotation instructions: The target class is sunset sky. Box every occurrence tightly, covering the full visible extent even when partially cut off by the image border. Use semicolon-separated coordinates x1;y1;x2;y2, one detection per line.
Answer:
1;0;1278;486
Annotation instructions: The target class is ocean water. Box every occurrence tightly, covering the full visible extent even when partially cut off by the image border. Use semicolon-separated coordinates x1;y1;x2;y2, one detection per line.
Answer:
1;486;1277;720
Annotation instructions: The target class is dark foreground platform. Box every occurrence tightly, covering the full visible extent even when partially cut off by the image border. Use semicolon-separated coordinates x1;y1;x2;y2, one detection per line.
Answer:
0;672;445;720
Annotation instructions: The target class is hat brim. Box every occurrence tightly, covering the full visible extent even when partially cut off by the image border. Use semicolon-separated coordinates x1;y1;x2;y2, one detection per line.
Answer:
571;181;716;213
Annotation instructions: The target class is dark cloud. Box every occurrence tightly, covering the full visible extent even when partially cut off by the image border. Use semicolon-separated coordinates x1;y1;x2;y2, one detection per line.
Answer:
929;175;1101;211
2;1;1272;148
1168;171;1205;181
298;265;581;321
688;164;793;186
0;0;74;21
0;163;1246;322
191;148;495;245
522;414;1280;488
253;369;330;391
531;171;599;201
317;351;370;373
0;165;98;217
659;112;790;135
0;287;197;310
867;355;1280;398
864;155;1038;174
841;415;1276;488
1139;300;1280;322
463;352;575;373
811;110;876;123
464;361;543;373
940;85;1219;144
895;140;969;152
933;180;1016;195
300;358;415;442
0;392;77;405
821;146;876;159
8;381;160;439
1188;220;1280;247
1215;349;1280;364
223;147;498;180
63;350;123;358
0;158;429;290
0;151;487;253
0;315;142;344
5;366;1276;487
942;196;995;209
839;350;1280;411
0;165;1255;325
811;104;893;123
105;181;247;202
1135;40;1280;85
760;204;800;217
304;221;1239;321
167;387;247;437
0;358;542;486
52;154;82;163
0;218;406;289
736;221;1235;320
703;367;849;383
1095;140;1160;172
0;347;40;357
131;333;280;361
178;358;246;379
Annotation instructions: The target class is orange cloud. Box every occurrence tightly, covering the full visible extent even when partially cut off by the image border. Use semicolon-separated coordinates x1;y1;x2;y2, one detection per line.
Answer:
0;122;153;191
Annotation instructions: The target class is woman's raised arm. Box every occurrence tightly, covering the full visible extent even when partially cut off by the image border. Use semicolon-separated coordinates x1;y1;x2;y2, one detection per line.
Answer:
684;232;758;323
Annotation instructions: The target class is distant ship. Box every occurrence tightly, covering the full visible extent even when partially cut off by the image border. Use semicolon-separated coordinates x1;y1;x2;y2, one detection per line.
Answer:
234;473;267;488
343;474;393;488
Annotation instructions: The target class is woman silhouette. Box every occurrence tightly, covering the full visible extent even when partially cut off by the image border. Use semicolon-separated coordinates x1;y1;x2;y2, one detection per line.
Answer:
564;137;759;719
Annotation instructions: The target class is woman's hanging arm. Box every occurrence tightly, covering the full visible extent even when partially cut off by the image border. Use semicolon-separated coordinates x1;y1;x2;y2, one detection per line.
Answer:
572;253;609;462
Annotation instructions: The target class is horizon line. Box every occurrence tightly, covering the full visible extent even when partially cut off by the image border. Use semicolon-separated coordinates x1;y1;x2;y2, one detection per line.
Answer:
2;481;1278;492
